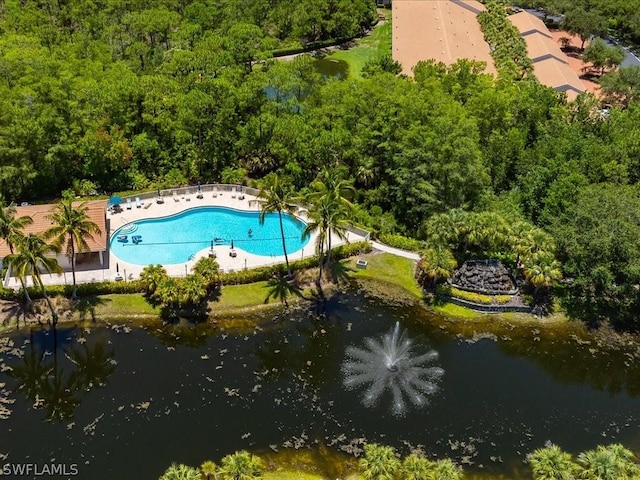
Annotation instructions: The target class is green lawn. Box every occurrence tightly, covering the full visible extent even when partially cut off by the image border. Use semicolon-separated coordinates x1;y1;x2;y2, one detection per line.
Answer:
345;253;423;298
431;301;480;319
328;21;392;79
217;281;271;308
88;294;158;317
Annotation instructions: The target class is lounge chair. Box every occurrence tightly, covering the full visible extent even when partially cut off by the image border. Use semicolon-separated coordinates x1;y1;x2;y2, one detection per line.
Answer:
185;190;191;201
126;198;132;210
135;197;142;208
212;187;218;198
231;187;237;199
173;191;179;202
144;202;152;209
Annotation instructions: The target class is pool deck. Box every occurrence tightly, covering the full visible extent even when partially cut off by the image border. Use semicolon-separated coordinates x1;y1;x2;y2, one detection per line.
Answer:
4;189;368;288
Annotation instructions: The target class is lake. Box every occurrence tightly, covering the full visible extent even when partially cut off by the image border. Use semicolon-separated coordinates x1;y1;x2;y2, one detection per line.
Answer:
1;292;639;479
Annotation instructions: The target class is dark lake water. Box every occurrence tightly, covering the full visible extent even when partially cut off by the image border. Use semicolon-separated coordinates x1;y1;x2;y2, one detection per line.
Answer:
1;293;640;479
312;58;349;79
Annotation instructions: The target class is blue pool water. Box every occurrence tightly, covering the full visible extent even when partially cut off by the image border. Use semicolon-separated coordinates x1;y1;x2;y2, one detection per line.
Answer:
110;207;310;266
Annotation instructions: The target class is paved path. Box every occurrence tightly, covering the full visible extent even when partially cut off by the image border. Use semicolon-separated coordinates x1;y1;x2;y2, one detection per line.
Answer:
370;241;421;261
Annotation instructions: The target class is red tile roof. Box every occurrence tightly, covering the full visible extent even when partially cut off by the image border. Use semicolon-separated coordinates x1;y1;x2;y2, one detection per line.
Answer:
393;0;496;76
0;200;107;258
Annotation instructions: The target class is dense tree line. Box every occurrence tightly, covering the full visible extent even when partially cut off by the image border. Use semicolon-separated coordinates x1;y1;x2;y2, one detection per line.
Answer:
519;0;640;46
3;2;640;328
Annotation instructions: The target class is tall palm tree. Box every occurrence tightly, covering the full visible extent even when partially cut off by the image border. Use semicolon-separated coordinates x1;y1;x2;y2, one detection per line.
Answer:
0;198;33;297
257;173;299;276
45;196;101;300
359;443;401;480
219;450;263;480
6;234;62;323
529;444;578;480
308;166;355;209
0;196;33;254
302;194;333;294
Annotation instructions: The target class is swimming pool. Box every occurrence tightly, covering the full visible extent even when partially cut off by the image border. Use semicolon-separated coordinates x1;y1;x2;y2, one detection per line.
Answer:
110;206;310;266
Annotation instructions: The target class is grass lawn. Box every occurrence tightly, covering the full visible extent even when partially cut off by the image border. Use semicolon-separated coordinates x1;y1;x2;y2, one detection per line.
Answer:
217;281;271;308
87;294;158;317
430;301;480;319
264;472;326;480
328;21;391;79
344;253;423;298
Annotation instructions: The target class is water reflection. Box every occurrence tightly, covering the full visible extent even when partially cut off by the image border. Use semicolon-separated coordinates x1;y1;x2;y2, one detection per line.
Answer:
10;328;115;422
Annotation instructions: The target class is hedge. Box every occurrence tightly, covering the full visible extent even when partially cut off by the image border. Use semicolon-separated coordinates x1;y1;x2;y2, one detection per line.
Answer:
378;233;424;252
437;285;512;305
271;38;346;57
0;242;372;298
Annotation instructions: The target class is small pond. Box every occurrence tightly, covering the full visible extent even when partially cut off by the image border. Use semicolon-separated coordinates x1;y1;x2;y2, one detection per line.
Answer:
1;293;639;479
312;58;349;79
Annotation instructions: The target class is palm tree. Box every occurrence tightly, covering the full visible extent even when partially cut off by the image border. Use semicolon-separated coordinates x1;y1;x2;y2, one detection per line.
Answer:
577;444;639;480
302;194;332;294
523;252;562;301
192;257;221;291
359;443;401;480
264;274;302;307
219;450;263;480
0;198;33;297
0;196;33;254
160;463;201;480
179;274;208;307
156;277;181;310
257;173;299;276
417;246;457;290
529;444;578;480
432;459;463;480
45;196;100;300
140;264;169;297
6;234;62;323
200;461;218;480
402;453;433;480
308;166;355;209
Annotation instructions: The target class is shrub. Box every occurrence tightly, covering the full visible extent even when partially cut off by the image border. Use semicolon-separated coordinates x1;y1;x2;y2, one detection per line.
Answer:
379;233;424;252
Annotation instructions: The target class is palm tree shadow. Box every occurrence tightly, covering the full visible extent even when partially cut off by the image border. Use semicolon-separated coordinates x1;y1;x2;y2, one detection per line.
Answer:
73;296;110;323
2;300;28;328
263;275;303;307
330;260;355;287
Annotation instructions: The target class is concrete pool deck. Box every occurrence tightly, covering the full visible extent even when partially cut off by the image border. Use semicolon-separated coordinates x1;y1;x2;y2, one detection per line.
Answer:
3;187;369;288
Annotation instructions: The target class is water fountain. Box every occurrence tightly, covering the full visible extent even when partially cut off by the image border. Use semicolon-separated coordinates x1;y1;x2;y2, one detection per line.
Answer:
342;322;444;417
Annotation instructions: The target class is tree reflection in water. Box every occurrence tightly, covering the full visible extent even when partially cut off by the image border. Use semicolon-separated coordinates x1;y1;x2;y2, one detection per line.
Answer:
10;327;115;422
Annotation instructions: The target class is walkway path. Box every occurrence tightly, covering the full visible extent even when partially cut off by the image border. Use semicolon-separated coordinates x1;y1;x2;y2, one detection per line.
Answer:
370;241;420;261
